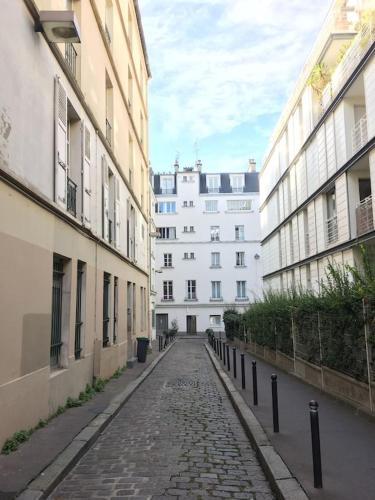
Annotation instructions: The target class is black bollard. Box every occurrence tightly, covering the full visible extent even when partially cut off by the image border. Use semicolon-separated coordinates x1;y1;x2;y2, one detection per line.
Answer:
271;374;279;433
226;345;230;371
252;361;258;406
219;341;222;360
233;348;237;379
159;335;162;352
241;354;245;389
223;343;226;366
309;401;323;489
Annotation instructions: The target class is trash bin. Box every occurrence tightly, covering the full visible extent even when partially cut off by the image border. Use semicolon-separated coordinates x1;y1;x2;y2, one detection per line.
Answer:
136;337;150;363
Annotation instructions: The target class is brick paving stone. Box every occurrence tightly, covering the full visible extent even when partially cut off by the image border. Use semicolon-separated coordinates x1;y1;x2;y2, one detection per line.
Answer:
49;341;274;499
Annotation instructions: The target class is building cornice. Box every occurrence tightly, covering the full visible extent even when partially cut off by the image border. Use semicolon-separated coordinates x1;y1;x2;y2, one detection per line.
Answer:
155;302;252;309
259;40;375;213
0;167;149;279
261;136;375;246
155;240;261;245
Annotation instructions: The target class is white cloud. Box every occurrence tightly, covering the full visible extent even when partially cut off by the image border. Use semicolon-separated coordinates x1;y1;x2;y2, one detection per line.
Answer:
139;0;331;143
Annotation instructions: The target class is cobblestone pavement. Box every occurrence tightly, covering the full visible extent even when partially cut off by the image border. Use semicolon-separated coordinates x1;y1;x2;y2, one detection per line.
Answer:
50;340;274;500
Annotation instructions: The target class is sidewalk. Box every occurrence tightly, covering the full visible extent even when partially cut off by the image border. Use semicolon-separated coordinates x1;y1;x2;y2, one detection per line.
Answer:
0;341;161;499
214;341;375;500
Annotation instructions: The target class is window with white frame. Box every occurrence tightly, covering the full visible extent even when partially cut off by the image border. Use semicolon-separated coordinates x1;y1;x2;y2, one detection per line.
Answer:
210;315;221;327
211;281;222;299
207;175;220;193
183;201;188;207
235;225;244;241
230;174;244;192
182;175;188;182
205;200;218;212
211;226;220;241
164;253;172;267
183;252;195;259
186;280;197;300
158;227;176;239
189;201;194;207
160;176;175;194
211;252;220;267
227;199;252;211
236;252;245;266
163;281;173;300
155;201;176;213
236;281;246;299
183;226;194;232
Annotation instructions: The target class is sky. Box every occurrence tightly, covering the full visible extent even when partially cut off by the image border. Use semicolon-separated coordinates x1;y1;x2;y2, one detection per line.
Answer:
138;0;332;174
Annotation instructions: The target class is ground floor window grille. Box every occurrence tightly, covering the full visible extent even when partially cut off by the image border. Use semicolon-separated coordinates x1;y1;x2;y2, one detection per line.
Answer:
51;257;64;367
103;273;111;346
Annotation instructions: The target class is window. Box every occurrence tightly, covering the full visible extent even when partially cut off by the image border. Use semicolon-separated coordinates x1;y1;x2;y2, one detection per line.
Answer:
235;225;244;241
164;253;172;267
103;273;111;346
210;315;221;327
183;226;194;233
183;252;195;260
189;201;194;207
207;175;220;193
190;226;194;232
183;226;187;232
113;276;118;344
75;261;85;359
158;227;176;239
186;280;197;300
155;201;176;213
227;199;252;211
105;72;113;147
163;281;173;300
211;226;220;241
230;174;244;192
183;201;188;207
211;281;222;299
51;256;65;367
236;281;247;299
326;188;338;244
140;287;146;331
205;200;218;212
183;175;188;182
160;176;175;194
211;252;220;267
236;252;245;266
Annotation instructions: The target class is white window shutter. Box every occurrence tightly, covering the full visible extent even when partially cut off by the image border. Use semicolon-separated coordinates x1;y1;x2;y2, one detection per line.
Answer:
115;177;121;249
102;156;109;241
55;77;67;207
82;124;91;227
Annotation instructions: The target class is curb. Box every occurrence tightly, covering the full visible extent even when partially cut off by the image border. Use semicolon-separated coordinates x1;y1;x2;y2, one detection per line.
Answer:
205;344;309;500
17;341;176;500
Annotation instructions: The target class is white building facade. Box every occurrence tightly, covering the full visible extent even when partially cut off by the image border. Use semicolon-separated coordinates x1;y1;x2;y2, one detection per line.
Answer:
260;0;375;292
153;162;261;335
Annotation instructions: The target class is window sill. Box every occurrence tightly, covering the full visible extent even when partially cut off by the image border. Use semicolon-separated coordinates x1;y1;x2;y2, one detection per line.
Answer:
161;298;174;302
156;212;178;215
210;298;224;302
183;231;196;234
184;298;198;302
161;266;174;269
182;258;196;260
49;367;68;378
225;210;253;214
210;266;222;269
235;297;249;302
203;211;220;214
235;265;247;268
210;240;221;243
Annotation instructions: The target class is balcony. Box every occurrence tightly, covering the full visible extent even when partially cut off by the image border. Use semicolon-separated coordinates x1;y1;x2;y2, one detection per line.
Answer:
208;187;220;193
352;114;368;155
106;118;112;146
65;43;77;78
326;215;338;245
67;177;77;217
356;195;374;237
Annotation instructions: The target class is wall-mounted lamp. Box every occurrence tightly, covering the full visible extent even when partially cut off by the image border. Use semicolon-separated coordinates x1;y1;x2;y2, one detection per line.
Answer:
35;11;81;43
254;253;260;260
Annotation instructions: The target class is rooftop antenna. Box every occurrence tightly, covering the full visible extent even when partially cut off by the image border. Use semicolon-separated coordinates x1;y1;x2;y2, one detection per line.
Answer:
174;151;180;172
194;140;200;162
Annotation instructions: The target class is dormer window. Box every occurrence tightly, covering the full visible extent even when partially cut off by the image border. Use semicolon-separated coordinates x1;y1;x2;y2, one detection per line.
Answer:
207;175;220;193
230;174;244;193
160;176;175;194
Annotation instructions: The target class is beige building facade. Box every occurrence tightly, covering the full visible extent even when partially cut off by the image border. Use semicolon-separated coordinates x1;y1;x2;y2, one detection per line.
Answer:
0;0;150;447
260;0;375;292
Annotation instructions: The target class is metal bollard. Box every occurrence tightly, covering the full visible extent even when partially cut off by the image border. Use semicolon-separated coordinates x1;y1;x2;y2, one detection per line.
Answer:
223;343;226;366
309;400;323;488
233;348;237;378
219;341;222;360
226;345;230;371
241;354;245;389
252;361;258;406
271;374;279;433
215;339;218;354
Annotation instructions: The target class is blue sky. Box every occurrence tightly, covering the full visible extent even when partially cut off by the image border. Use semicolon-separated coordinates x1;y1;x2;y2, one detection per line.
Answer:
139;0;332;173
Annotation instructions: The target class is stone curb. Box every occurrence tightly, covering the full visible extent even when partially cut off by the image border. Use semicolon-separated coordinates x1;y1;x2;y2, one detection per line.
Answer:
205;344;309;500
17;341;177;500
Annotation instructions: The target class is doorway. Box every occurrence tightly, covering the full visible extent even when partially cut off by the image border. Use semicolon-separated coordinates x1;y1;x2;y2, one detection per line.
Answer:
186;315;197;335
156;314;168;335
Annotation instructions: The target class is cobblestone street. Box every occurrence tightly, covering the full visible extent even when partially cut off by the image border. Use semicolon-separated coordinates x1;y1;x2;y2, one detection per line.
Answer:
50;340;274;500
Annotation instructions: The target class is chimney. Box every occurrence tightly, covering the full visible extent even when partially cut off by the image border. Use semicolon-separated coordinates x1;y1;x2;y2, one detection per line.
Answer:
196;159;202;172
174;159;179;173
248;159;256;173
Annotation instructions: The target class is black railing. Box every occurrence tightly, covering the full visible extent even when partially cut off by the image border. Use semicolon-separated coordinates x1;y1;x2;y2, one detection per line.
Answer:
67;177;77;217
51;259;64;367
75;262;84;359
65;43;77;78
106;118;112;146
113;277;118;344
103;273;110;347
109;219;113;244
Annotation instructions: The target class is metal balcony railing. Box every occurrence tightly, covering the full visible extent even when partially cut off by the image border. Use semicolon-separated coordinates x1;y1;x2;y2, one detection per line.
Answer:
65;43;77;78
67;177;77;217
326;215;338;245
356;195;374;237
106;118;112;146
160;188;174;194
319;22;374;117
352;114;368;155
208;187;220;193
